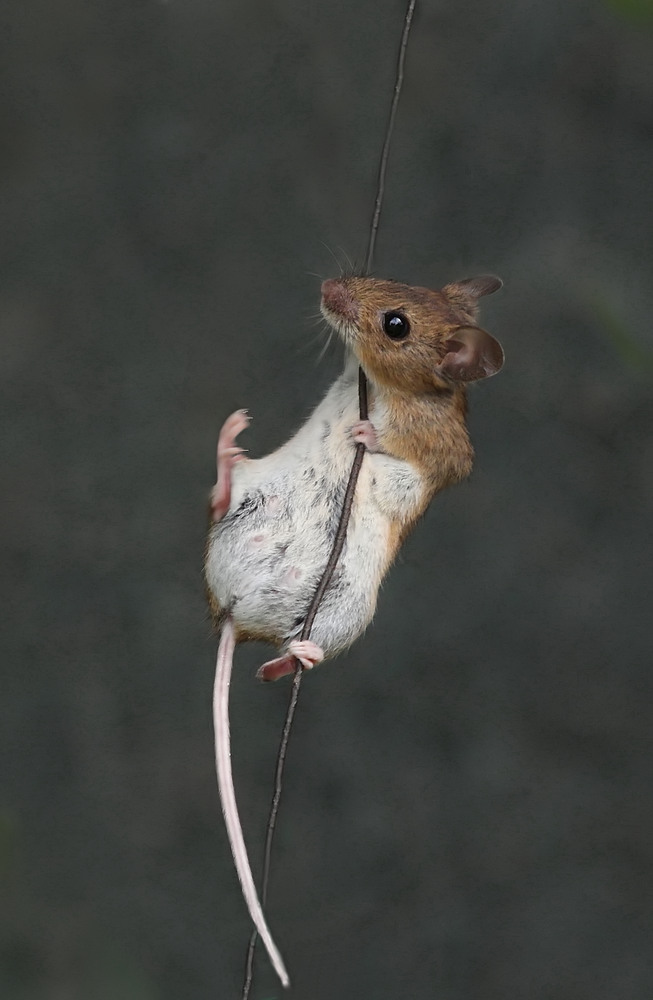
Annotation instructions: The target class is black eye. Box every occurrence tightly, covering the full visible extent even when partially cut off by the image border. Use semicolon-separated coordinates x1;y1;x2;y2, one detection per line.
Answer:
382;311;410;340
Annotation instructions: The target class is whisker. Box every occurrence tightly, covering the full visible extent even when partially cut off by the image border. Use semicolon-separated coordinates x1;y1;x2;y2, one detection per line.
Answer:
337;246;355;273
316;329;334;365
319;241;344;276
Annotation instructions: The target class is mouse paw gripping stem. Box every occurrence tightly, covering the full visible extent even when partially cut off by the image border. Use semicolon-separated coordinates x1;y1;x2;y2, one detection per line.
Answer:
351;419;381;452
256;640;325;682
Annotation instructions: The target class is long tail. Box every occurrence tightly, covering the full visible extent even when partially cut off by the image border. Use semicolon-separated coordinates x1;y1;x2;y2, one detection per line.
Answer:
213;617;290;988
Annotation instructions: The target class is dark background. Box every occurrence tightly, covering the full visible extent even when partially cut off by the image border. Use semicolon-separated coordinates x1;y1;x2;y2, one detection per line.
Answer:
2;0;652;997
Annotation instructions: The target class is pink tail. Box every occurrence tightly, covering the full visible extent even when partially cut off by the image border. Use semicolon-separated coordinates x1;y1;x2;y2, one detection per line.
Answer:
213;617;290;988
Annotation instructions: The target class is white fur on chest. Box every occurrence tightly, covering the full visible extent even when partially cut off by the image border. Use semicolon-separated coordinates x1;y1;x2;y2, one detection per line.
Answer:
205;364;424;654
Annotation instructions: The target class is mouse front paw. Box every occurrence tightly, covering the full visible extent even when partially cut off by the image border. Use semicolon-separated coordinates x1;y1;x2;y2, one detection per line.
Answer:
210;409;251;523
351;419;382;453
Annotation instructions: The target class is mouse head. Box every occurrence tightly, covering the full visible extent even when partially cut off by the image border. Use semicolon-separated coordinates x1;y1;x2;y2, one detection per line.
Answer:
320;274;504;393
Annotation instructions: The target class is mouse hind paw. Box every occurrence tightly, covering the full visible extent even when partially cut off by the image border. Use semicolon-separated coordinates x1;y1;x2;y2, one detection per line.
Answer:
256;640;325;682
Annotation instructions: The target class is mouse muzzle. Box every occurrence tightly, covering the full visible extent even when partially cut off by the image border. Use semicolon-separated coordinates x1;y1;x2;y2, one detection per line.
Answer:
321;278;360;328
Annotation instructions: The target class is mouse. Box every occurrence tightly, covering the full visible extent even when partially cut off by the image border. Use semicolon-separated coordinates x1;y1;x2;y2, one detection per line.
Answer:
205;271;504;987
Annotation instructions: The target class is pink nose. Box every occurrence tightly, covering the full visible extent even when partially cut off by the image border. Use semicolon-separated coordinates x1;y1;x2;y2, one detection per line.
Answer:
321;279;359;322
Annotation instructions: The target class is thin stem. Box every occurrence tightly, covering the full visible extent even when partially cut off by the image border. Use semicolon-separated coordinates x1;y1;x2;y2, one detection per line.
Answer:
241;2;417;994
365;0;417;275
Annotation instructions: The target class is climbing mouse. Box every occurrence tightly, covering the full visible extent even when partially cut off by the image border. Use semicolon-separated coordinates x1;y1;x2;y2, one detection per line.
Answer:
205;272;504;987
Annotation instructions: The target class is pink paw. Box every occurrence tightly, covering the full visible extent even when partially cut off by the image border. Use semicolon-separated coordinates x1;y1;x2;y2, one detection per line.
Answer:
256;640;325;682
287;639;324;670
210;409;251;522
351;419;381;452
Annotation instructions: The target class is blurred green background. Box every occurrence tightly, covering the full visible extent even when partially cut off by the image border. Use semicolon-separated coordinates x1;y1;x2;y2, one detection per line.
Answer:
2;0;652;997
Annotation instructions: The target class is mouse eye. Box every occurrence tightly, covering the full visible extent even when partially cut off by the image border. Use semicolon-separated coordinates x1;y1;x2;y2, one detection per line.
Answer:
382;311;410;340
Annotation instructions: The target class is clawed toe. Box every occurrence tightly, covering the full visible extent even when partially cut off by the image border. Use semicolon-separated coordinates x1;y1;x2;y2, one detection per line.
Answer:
219;444;247;462
223;409;251;436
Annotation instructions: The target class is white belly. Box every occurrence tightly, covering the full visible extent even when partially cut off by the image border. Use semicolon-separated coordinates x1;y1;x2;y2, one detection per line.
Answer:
205;375;390;655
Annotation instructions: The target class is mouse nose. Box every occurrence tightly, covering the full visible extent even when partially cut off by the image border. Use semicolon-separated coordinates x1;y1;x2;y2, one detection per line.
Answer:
321;279;359;322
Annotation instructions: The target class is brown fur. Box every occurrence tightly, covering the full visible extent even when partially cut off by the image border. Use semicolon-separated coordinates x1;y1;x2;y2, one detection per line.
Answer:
375;385;474;570
341;279;472;395
322;273;503;565
208;274;503;634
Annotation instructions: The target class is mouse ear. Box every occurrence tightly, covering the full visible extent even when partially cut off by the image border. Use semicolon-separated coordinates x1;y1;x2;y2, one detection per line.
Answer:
436;325;505;382
443;275;503;315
